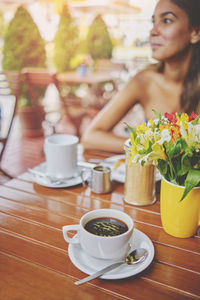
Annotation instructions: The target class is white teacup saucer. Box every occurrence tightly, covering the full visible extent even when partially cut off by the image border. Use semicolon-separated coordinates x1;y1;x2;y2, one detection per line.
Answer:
68;229;154;280
31;163;85;188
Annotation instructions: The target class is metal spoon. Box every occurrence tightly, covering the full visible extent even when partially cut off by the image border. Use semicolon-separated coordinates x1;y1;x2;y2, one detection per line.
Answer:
28;166;88;186
28;168;69;185
75;248;148;285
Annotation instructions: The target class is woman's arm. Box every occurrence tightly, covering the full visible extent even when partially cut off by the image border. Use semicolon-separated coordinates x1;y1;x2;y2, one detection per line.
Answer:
81;74;145;153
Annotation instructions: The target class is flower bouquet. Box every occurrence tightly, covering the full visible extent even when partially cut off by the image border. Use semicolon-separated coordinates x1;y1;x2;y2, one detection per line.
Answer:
125;111;200;201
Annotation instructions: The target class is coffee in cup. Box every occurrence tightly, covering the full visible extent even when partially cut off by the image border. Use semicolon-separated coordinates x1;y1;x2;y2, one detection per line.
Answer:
62;209;134;260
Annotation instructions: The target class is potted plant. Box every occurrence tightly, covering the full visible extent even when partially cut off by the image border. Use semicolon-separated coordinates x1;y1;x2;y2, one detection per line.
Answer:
17;76;46;137
2;5;46;137
86;14;113;61
54;4;79;72
125;111;200;238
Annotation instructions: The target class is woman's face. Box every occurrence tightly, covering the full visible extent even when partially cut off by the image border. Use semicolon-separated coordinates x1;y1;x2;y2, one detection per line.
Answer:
150;0;193;61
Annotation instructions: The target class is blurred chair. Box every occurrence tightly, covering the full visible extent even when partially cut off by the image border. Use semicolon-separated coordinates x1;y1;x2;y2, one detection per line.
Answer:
55;79;89;138
22;68;89;137
22;68;62;134
57;91;87;138
0;71;21;178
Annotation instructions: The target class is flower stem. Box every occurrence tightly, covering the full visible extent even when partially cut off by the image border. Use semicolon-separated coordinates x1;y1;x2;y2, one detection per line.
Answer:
169;157;176;180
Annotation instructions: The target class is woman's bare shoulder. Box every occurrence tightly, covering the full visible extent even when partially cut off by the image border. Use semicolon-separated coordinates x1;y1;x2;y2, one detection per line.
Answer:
125;66;159;99
134;65;159;84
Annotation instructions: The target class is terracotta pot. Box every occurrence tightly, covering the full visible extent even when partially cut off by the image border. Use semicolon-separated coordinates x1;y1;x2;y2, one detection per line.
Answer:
160;177;200;238
18;105;45;137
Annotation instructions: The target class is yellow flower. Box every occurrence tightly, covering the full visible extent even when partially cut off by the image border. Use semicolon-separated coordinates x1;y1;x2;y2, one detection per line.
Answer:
125;111;200;201
136;122;147;135
148;143;167;161
129;132;138;159
159;123;167;132
180;123;200;148
139;134;150;151
181;113;189;123
130;132;135;149
176;113;189;129
147;119;155;129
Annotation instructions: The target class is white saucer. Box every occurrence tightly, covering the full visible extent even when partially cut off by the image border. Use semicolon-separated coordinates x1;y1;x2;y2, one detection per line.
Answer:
68;229;154;280
103;155;161;183
32;163;84;188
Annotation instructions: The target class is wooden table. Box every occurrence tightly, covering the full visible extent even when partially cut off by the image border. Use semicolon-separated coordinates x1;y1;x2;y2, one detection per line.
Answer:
57;71;116;105
0;150;199;300
57;71;116;86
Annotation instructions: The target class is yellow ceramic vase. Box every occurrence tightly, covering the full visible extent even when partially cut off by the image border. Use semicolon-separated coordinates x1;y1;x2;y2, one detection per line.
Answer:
160;177;200;238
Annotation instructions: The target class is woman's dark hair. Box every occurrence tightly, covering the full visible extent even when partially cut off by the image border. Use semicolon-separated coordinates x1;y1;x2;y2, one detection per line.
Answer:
171;0;200;113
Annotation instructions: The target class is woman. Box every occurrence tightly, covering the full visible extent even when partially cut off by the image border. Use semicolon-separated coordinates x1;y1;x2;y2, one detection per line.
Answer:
81;0;200;153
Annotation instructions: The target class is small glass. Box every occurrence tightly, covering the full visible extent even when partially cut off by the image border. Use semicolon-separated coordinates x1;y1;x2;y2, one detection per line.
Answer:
124;160;156;206
81;165;112;194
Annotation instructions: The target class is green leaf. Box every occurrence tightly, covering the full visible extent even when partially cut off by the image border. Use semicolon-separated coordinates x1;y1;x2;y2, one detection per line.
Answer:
157;159;168;176
152;109;161;123
185;146;195;158
193;114;200;125
166;138;187;158
138;141;153;155
177;153;191;176
167;143;181;158
194;156;200;168
124;122;137;140
180;169;200;201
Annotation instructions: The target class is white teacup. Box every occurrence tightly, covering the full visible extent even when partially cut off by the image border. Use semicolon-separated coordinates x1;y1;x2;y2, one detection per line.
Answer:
62;209;134;260
44;134;79;179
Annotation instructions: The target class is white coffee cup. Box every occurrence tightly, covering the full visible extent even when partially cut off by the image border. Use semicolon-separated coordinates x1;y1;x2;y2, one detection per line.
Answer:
44;134;79;179
62;209;134;260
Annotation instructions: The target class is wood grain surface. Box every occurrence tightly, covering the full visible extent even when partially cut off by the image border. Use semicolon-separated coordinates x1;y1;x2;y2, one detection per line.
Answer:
0;151;199;300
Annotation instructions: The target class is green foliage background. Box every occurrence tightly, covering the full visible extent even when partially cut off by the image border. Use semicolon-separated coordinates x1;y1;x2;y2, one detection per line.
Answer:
2;5;46;71
0;10;6;39
54;5;79;72
86;14;113;60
